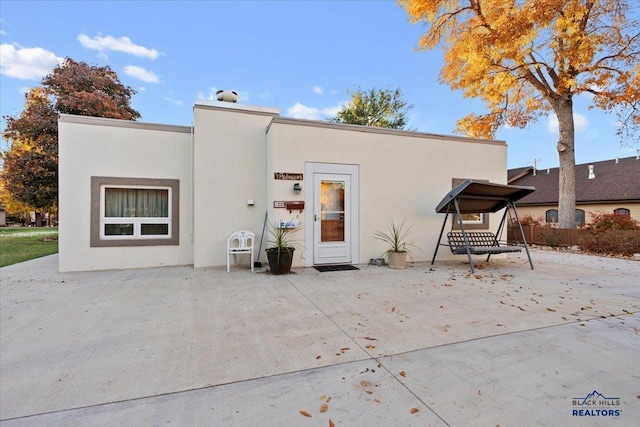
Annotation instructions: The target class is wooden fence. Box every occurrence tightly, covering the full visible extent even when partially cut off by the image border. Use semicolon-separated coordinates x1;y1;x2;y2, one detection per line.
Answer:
508;225;639;247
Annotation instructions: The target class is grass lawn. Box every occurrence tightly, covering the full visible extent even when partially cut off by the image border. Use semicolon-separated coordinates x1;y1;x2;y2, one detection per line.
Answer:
0;227;59;268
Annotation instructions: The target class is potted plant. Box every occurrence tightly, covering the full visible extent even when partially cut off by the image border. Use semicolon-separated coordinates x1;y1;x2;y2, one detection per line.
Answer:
265;221;298;275
373;219;418;269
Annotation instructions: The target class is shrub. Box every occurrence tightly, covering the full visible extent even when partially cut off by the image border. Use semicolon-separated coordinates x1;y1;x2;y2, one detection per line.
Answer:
537;228;563;247
519;213;542;226
586;211;640;231
579;229;640;256
579;212;640;256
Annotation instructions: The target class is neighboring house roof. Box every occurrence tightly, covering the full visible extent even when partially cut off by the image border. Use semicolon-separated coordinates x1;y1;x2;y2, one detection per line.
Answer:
508;156;640;205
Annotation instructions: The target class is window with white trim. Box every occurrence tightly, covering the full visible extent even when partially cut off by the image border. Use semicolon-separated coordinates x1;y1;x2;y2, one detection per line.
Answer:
100;185;172;239
460;213;484;224
90;177;179;247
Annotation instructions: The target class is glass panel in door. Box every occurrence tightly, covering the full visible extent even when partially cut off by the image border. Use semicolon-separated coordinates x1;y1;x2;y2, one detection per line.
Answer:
320;181;345;242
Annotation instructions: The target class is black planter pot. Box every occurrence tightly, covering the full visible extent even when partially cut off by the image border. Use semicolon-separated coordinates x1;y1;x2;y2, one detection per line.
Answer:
265;247;295;275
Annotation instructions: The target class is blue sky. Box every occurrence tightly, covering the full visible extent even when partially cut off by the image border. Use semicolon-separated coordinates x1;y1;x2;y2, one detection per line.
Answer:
1;0;637;169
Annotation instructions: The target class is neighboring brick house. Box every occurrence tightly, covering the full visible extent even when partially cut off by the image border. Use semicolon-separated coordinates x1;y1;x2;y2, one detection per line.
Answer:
508;155;640;226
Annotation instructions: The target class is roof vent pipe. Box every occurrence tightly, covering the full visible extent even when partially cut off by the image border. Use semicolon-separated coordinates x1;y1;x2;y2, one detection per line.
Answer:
636;149;639;159
588;165;595;179
546;168;550;174
615;157;619;163
216;89;238;103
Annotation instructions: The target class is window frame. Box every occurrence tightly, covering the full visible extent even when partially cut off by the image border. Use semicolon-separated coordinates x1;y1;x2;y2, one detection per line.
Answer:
91;177;179;247
460;213;484;225
451;178;490;230
575;209;586;226
100;185;172;240
614;208;631;216
545;209;558;224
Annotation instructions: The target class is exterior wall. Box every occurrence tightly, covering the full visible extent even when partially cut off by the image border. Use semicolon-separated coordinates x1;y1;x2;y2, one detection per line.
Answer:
58;115;193;272
192;101;279;268
517;203;640;225
266;118;508;266
59;102;510;271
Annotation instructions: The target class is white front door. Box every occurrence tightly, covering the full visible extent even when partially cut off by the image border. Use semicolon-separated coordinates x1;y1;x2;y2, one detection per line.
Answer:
313;173;351;264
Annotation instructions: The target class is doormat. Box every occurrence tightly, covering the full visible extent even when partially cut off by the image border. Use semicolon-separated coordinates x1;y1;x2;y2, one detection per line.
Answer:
314;265;360;272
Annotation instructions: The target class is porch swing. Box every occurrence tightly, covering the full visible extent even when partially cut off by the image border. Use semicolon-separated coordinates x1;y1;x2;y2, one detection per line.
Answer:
431;179;536;273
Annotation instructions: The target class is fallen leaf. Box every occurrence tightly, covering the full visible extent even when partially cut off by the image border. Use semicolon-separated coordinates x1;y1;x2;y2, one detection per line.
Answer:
411;408;419;414
374;398;381;403
329;420;335;427
319;395;326;400
546;308;556;312
366;390;373;394
517;306;525;311
391;307;396;312
364;336;377;341
300;410;312;417
361;380;368;387
477;390;482;396
366;345;376;350
326;396;332;403
316;355;322;360
320;403;328;413
399;370;406;377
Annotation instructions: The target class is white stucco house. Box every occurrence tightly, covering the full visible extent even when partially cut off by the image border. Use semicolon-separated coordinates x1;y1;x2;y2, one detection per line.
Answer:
58;97;510;272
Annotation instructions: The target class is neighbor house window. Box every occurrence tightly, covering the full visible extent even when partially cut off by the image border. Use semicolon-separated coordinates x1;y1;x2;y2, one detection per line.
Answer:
91;177;179;247
614;208;630;216
545;208;586;225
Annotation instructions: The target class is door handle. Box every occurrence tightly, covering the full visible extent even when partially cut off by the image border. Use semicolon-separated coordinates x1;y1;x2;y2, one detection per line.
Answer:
314;214;318;221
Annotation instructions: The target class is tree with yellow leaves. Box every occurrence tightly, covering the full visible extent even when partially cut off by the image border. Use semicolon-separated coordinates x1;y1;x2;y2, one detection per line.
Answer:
400;0;639;228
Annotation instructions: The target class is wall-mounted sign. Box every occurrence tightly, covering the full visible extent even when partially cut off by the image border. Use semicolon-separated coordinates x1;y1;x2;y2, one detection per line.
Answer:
274;172;303;180
273;201;286;208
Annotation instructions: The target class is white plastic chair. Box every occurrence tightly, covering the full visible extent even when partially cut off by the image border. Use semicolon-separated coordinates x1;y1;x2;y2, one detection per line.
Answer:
227;231;255;272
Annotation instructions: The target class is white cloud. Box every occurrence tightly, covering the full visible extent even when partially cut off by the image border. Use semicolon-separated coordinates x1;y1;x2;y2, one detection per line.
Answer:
77;34;159;60
124;65;159;83
0;44;62;80
312;85;323;95
547;113;589;133
287;102;343;120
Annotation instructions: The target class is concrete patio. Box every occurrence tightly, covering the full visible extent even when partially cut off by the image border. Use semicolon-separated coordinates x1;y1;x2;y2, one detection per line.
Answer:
1;250;638;426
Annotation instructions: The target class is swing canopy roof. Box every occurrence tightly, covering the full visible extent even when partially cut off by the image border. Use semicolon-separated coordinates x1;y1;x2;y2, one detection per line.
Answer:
435;179;536;214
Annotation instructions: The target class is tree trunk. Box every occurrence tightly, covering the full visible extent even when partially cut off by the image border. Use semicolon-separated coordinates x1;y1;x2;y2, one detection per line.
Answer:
554;97;577;229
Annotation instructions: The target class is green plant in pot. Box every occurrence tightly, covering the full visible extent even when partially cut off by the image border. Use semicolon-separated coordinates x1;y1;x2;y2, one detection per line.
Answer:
373;219;418;269
265;221;299;275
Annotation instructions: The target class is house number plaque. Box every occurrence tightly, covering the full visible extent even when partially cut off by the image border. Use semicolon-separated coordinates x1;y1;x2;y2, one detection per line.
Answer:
273;201;286;208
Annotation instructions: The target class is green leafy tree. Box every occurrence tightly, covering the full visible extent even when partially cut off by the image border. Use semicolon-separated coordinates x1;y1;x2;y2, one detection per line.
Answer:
401;0;639;228
330;86;414;129
1;58;140;216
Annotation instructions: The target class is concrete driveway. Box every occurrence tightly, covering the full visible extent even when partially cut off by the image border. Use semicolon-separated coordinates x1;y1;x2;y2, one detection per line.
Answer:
1;250;639;426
